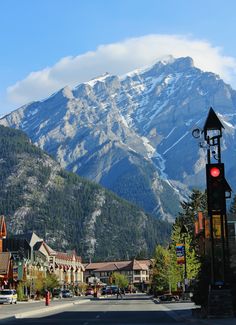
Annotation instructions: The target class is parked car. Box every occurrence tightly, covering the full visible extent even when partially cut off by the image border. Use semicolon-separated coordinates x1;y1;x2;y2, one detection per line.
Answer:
85;288;94;296
52;288;62;298
101;287;107;295
0;289;17;304
101;286;118;295
157;294;179;302
111;286;118;294
61;289;73;298
105;286;113;294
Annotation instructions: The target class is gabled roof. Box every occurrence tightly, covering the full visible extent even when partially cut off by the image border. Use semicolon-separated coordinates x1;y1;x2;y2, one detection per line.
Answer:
85;259;152;272
0;252;10;275
56;251;82;262
33;241;43;251
13;232;43;246
93;263;120;272
42;242;56;256
0;216;7;238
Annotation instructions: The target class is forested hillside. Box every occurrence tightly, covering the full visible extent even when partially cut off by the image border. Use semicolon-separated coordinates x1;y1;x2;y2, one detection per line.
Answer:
0;126;171;261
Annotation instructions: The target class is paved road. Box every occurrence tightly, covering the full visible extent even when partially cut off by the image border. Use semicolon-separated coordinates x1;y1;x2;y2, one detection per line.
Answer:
1;294;235;325
0;294;196;325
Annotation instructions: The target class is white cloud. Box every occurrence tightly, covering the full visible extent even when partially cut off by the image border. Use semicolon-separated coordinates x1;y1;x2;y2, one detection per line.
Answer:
6;34;236;107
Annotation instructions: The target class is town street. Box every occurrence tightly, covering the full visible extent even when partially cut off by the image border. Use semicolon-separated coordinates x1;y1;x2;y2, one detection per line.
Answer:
0;294;198;325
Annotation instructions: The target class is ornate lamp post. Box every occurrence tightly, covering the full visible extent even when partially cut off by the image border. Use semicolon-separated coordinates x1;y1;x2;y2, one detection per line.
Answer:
180;225;188;292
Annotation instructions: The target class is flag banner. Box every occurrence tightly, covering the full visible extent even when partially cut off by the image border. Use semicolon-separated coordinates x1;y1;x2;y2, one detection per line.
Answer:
176;243;185;265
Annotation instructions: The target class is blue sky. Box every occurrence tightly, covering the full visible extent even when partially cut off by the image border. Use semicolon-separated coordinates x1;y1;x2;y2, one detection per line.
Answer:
1;0;236;115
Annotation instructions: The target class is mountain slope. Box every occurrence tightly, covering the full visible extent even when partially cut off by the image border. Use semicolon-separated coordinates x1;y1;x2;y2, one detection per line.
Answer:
2;56;236;220
0;125;170;261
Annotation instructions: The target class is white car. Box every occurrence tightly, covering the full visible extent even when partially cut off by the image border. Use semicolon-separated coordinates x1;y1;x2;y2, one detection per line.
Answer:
0;289;17;304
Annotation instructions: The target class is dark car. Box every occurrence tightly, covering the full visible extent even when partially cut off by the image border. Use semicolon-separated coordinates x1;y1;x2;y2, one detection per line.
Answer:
101;286;114;295
158;294;179;302
105;286;113;295
61;289;73;298
52;288;62;298
111;286;118;294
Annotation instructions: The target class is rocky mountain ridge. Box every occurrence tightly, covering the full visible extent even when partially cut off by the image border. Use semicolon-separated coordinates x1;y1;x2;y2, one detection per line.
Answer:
2;56;236;220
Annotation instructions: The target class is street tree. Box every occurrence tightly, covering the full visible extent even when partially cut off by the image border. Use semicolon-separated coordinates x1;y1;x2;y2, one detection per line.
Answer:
152;245;170;292
112;272;129;288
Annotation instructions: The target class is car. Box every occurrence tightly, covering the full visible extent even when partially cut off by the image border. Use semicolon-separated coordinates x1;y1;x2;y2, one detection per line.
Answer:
157;294;179;302
0;289;17;304
101;286;111;295
101;287;107;295
52;288;62;298
61;289;73;298
111;286;118;294
85;288;94;296
104;286;113;295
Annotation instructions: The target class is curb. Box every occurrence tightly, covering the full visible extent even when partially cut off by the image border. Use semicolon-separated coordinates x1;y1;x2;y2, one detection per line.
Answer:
0;316;15;324
15;299;89;319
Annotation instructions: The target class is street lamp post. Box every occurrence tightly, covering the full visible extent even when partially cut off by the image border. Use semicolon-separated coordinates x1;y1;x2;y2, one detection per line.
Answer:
180;225;188;293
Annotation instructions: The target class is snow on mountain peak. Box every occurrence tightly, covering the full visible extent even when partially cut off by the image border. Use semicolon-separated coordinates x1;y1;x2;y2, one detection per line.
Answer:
85;72;111;87
1;56;236;222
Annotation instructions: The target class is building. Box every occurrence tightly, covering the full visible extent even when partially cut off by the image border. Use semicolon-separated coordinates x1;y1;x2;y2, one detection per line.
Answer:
54;251;84;287
0;216;7;252
0;252;12;288
84;259;153;291
0;216;10;288
2;229;84;292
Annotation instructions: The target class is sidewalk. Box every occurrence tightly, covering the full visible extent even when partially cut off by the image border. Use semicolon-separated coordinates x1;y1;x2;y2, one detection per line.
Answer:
15;299;88;319
0;297;89;322
174;307;235;324
153;299;236;325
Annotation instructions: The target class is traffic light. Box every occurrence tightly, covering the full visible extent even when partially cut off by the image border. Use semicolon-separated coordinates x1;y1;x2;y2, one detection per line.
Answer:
206;163;225;212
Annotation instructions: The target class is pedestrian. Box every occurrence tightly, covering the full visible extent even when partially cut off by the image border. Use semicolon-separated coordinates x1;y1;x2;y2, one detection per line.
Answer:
116;287;122;299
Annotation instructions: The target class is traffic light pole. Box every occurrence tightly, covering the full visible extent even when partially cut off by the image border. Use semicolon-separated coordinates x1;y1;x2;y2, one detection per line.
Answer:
193;107;233;317
203;108;231;286
206;141;216;284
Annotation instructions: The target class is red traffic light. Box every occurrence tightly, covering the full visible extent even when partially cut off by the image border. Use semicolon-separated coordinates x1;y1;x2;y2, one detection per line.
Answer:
210;167;221;177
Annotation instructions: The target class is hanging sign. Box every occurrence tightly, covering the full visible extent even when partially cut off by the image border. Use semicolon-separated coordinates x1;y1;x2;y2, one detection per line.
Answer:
176;243;185;265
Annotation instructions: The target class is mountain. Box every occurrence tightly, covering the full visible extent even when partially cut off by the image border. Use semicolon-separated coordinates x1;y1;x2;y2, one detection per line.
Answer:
0;125;170;261
1;56;236;220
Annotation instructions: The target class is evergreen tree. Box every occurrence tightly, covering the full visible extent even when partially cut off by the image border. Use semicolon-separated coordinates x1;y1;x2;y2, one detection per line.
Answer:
151;190;206;294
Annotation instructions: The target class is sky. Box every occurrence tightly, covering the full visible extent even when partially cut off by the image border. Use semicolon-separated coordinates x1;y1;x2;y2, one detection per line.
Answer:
1;0;236;116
